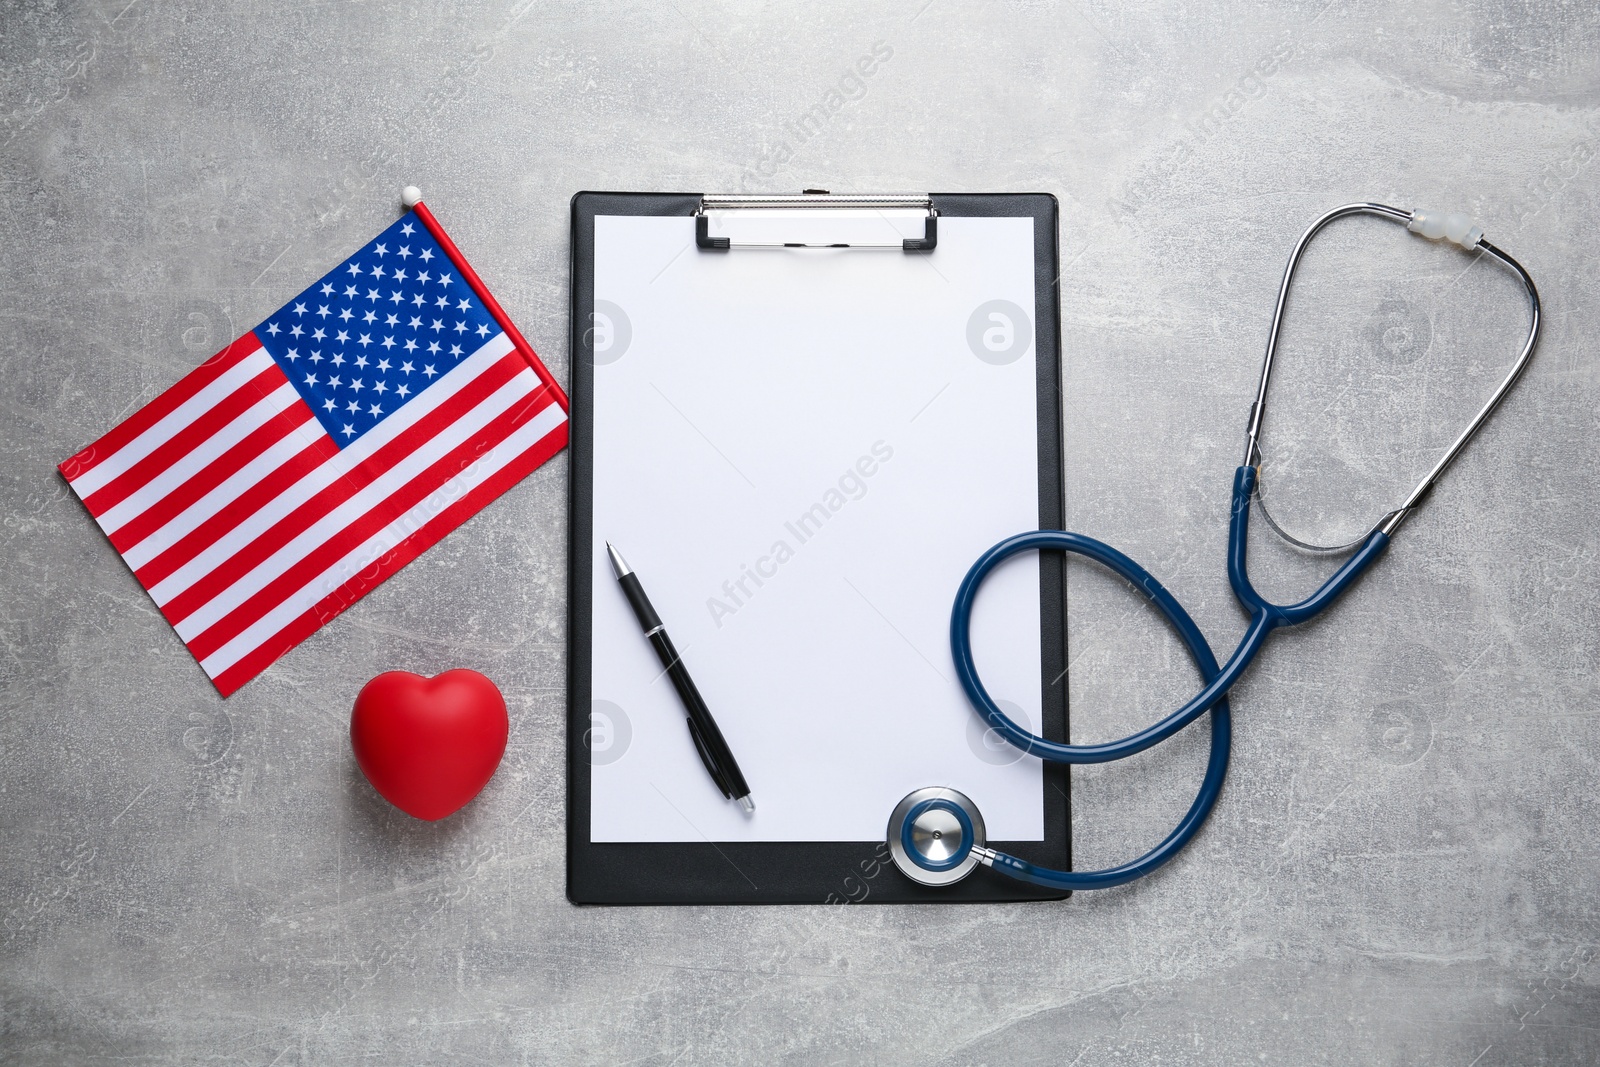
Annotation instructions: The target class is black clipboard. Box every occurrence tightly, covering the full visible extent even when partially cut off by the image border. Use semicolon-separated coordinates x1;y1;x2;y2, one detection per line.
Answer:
567;192;1069;904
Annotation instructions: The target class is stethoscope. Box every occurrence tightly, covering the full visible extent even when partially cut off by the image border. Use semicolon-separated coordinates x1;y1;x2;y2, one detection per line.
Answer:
889;203;1543;891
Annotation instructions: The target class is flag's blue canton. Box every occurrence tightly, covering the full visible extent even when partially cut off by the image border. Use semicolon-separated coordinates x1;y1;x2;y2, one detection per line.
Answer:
252;211;502;447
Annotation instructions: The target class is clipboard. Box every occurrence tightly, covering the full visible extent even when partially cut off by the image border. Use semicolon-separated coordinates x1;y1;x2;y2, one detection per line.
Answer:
568;192;1069;904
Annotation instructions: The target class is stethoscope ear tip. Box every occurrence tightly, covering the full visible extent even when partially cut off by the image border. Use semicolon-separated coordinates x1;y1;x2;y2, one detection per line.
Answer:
887;787;987;887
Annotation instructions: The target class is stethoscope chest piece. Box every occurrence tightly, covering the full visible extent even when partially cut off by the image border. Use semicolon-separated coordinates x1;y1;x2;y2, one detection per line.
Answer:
888;787;987;886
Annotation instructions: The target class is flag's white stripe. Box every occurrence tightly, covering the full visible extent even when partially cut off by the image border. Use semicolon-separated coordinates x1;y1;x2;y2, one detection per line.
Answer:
121;417;330;570
172;367;544;638
144;331;515;602
68;347;276;499
198;402;568;679
95;383;302;536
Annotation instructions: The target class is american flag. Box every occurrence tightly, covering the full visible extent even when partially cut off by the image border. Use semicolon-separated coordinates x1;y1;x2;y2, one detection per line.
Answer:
59;204;569;696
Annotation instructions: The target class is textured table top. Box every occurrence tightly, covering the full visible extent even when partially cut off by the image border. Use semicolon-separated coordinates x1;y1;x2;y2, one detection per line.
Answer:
3;2;1597;1063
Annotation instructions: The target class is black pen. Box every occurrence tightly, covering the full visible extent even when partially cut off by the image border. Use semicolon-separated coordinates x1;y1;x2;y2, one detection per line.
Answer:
606;542;754;813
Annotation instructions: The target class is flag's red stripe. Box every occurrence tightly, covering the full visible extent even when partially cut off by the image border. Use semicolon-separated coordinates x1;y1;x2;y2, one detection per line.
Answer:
208;418;570;696
411;202;570;413
135;434;340;590
108;398;319;553
158;352;530;625
58;334;264;483
186;385;561;662
80;363;287;518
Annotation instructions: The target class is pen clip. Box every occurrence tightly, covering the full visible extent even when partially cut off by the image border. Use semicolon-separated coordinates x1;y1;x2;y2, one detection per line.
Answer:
685;716;732;798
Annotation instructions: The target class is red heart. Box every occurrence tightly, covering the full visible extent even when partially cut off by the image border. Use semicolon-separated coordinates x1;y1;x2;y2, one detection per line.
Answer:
350;669;509;821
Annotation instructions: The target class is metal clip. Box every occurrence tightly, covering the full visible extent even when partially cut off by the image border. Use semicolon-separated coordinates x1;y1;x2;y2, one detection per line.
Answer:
695;192;938;252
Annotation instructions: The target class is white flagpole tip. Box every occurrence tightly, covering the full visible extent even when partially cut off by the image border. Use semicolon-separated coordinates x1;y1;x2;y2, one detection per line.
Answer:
401;186;423;208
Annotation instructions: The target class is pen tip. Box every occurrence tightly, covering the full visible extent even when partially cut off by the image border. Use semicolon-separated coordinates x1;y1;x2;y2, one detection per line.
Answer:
605;541;630;578
738;795;755;815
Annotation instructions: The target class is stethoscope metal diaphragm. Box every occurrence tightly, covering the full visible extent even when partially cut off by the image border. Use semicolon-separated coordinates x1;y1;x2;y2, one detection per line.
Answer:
887;786;987;886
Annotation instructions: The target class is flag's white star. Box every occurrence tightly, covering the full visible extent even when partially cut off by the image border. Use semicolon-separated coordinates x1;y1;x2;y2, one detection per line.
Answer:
403;339;418;352
457;298;472;311
334;329;349;343
338;308;353;322
330;353;345;366
312;327;326;341
347;262;363;276
366;288;380;301
309;350;324;363
412;293;426;307
284;348;299;362
289;324;303;337
362;310;376;324
384;313;398;326
344;285;358;298
374;380;388;395
394;268;408;282
342;423;356;437
323;398;337;412
266;322;280;335
381;336;395;350
369;403;383;416
427;341;441;354
430;318;443;332
357;334;372;348
376;358;391;372
419;248;434;262
351;379;365;393
354;354;369;368
449;344;462;357
347;400;360;413
397;245;412;259
408;316;422;329
292;302;307;316
371;264;386;279
439;273;452;287
453;320;467;334
316;304;331;319
401;222;414;236
389;290;404;305
396;383;411;398
320;282;335;295
374;243;387;258
400;361;415;374
475;323;490;337
436;295;450;309
416;271;430;283
304;372;318;386
423;364;438;378
328;375;342;388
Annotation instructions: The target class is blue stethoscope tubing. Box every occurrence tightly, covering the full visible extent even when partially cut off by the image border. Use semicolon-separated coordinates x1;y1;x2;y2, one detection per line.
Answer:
947;471;1385;891
950;528;1233;890
953;466;1388;770
947;467;1388;895
939;202;1543;892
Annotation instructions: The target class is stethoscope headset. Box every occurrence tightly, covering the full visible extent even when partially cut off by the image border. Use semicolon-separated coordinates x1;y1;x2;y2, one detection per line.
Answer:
889;203;1543;891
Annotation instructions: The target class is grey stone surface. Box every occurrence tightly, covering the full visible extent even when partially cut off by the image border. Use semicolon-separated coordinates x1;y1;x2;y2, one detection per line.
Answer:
3;0;1597;1063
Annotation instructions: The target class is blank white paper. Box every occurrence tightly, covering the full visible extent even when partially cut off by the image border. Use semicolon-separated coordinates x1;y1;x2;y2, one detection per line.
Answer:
590;212;1045;842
